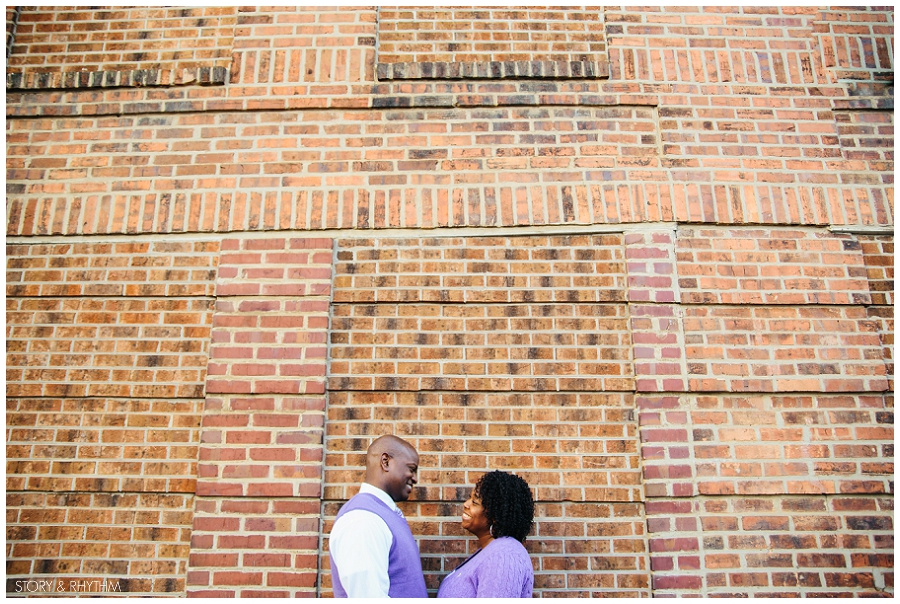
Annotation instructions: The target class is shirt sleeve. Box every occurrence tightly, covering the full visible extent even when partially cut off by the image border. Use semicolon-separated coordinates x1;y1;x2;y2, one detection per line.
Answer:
330;509;393;598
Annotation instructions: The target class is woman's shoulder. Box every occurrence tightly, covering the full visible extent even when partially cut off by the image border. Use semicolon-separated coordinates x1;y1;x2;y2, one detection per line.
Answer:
486;537;531;560
492;536;527;548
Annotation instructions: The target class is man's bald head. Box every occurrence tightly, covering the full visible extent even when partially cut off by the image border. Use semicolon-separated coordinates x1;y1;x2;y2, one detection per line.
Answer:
366;435;416;468
364;435;420;502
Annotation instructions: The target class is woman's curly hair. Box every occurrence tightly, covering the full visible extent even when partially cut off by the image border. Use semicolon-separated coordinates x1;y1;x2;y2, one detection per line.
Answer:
473;470;535;543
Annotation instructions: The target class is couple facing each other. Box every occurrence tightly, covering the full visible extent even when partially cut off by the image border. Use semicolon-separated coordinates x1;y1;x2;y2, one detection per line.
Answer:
329;435;535;598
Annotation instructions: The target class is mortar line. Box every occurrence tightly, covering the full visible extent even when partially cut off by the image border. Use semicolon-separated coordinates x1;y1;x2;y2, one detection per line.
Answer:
13;219;874;245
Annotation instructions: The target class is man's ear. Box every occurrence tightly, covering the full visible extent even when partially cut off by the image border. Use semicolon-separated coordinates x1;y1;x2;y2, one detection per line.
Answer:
380;452;391;471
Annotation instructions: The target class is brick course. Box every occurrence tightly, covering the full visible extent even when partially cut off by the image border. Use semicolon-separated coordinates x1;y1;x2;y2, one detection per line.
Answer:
7;6;236;89
682;304;887;393
5;5;893;599
376;6;608;80
377;7;607;65
676;228;872;305
639;393;893;499
6;492;193;595
645;494;893;597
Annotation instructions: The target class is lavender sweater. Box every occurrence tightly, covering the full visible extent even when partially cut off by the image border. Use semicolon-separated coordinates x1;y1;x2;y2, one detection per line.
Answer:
436;537;533;598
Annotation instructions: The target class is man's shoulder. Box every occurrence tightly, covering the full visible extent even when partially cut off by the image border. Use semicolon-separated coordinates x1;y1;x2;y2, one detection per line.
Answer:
340;491;390;514
331;505;391;541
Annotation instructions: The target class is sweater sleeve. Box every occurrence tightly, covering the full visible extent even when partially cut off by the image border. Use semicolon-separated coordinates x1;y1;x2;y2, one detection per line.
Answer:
473;546;532;598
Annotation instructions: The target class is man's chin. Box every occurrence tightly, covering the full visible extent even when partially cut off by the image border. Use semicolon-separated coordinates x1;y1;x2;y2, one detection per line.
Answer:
392;489;412;502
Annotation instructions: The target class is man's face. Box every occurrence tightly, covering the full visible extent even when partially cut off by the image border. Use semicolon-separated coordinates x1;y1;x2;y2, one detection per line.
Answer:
381;447;419;502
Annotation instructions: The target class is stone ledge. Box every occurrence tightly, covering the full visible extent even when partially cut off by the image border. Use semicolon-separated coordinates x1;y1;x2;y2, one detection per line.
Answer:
6;66;228;90
376;59;609;81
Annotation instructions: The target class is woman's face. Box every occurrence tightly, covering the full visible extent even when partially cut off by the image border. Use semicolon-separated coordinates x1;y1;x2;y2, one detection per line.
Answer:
461;490;491;537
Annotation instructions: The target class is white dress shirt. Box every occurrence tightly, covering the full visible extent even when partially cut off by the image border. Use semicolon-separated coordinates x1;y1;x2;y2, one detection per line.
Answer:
330;483;402;598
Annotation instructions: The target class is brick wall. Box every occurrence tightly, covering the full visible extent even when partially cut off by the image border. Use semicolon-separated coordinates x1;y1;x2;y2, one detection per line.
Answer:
814;7;894;82
324;234;644;596
6;240;217;595
5;5;893;598
377;6;608;79
231;6;375;86
7;7;236;89
640;393;893;596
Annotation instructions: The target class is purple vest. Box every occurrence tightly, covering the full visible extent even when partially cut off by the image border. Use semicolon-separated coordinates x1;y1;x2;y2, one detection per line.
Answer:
330;492;428;598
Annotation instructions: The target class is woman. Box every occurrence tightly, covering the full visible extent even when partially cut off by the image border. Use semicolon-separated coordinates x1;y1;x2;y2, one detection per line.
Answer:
437;470;535;598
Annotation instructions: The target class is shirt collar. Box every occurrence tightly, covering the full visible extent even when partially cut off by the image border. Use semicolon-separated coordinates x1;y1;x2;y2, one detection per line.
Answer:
359;482;400;513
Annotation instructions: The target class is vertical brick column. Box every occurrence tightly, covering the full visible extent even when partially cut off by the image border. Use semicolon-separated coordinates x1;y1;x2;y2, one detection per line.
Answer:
186;236;333;597
858;234;894;391
625;228;687;393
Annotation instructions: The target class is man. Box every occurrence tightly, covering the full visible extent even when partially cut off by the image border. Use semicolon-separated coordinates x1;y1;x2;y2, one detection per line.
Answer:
329;435;428;598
